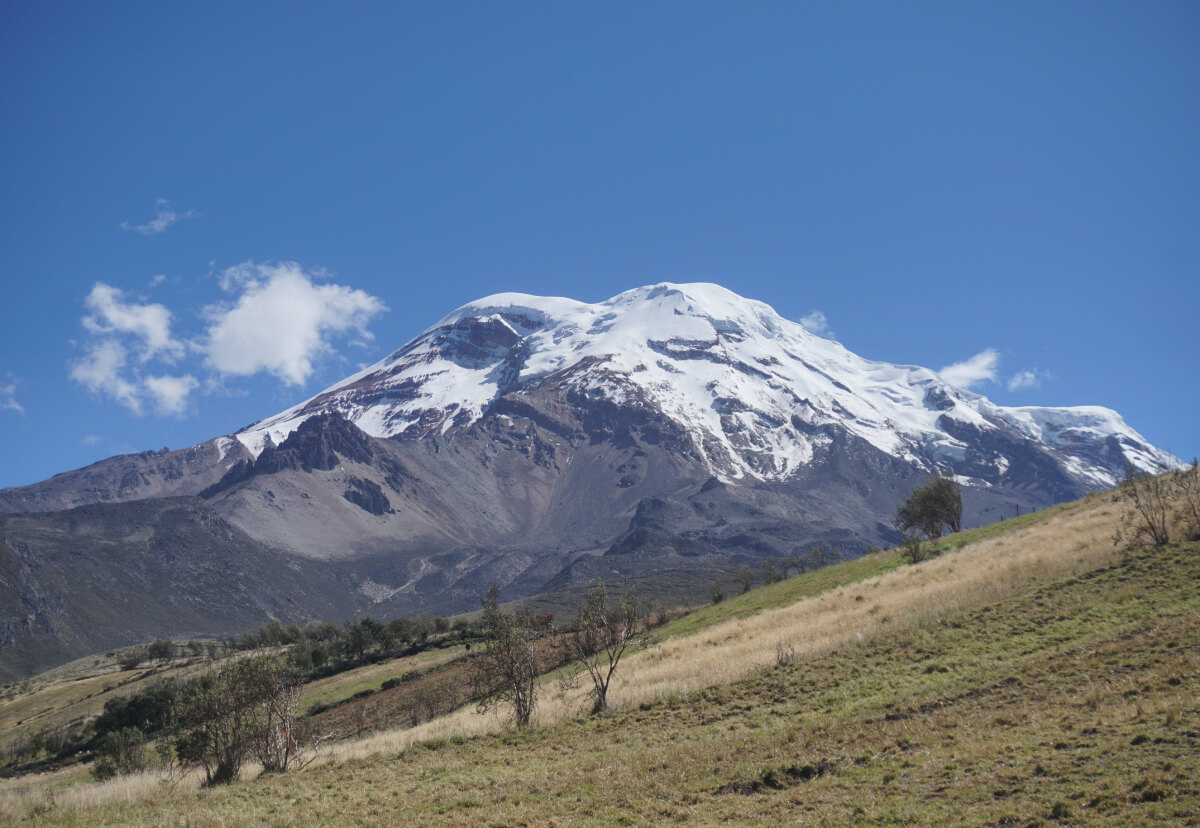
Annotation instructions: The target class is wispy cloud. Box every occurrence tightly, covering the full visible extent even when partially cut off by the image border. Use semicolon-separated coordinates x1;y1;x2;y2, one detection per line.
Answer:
70;339;143;412
69;337;198;417
1;376;23;414
143;374;199;416
798;310;835;339
940;349;999;390
203;262;387;386
1006;369;1051;392
120;199;197;236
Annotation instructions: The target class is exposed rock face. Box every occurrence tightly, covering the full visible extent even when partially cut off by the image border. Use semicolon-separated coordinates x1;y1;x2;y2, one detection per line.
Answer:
342;478;392;516
0;283;1177;679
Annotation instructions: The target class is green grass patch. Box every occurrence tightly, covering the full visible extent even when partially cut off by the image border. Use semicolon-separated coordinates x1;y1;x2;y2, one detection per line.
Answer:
298;646;465;711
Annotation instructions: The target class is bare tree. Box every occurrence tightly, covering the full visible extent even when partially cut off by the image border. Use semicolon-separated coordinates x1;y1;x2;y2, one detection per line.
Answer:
1176;459;1200;539
561;583;646;715
169;654;321;785
1117;463;1172;548
470;587;545;729
243;658;319;773
117;646;145;671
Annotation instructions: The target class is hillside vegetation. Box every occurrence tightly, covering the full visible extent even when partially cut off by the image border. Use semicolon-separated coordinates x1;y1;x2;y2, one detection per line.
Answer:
2;481;1197;825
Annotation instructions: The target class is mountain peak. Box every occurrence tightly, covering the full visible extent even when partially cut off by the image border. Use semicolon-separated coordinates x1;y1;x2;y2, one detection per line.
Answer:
233;283;1173;488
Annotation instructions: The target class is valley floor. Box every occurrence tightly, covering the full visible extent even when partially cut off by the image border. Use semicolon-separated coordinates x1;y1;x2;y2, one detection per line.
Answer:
14;539;1198;826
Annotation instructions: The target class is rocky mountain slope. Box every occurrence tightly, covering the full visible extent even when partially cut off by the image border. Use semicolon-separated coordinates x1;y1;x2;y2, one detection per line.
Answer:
0;498;356;682
0;283;1175;678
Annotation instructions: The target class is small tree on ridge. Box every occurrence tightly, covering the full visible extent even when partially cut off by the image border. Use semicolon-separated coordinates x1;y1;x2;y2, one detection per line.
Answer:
895;475;963;542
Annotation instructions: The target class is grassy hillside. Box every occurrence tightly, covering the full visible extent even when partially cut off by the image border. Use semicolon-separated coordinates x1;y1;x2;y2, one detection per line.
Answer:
3;489;1197;824
0;656;209;752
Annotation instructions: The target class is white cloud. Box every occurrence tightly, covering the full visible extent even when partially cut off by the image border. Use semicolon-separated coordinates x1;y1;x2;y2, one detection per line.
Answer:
70;339;198;417
82;434;102;446
203;262;386;386
120;198;197;235
68;262;385;419
149;274;167;288
1;377;23;414
939;348;999;390
799;310;835;339
70;284;196;415
1006;369;1050;392
70;339;143;413
82;282;184;361
144;374;198;416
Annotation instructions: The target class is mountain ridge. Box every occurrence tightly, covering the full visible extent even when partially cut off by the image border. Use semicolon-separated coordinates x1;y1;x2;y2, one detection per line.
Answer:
230;282;1171;488
0;283;1178;678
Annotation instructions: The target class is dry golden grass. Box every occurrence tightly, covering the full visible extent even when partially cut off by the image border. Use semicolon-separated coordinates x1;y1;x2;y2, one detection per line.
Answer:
0;767;197;820
324;493;1128;763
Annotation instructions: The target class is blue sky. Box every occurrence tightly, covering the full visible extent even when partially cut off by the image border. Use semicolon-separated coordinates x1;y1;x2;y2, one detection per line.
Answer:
1;1;1197;489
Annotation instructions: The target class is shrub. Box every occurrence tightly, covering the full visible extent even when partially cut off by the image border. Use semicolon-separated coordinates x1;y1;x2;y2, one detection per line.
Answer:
92;684;176;742
900;534;928;565
148;639;175;663
91;727;151;781
734;565;755;594
1117;464;1172;548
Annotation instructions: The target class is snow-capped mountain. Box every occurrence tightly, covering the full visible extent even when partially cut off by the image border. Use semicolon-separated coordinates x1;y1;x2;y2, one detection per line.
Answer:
0;282;1177;679
235;283;1169;489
